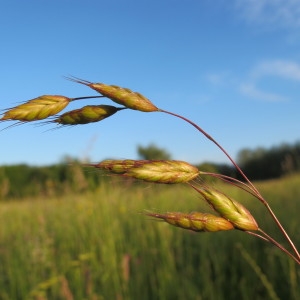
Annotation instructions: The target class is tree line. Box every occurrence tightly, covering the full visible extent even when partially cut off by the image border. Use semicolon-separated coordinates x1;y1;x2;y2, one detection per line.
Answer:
0;141;299;200
0;159;107;199
197;141;300;181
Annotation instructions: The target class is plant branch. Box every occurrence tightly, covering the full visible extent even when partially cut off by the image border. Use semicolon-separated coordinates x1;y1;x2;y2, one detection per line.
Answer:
256;229;300;265
160;109;300;261
71;96;105;101
159;109;262;197
200;172;259;198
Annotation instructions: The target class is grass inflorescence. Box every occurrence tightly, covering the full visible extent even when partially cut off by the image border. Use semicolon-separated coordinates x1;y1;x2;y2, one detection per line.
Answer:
0;76;299;297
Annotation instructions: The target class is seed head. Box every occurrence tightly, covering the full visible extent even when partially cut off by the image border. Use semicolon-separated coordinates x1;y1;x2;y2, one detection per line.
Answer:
66;77;159;112
197;187;258;231
87;159;200;184
126;160;200;183
146;211;234;232
52;105;125;125
1;95;71;122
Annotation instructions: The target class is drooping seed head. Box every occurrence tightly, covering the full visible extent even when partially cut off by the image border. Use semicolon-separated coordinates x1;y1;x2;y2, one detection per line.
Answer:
66;77;159;112
53;105;125;125
1;95;71;122
197;187;258;231
87;159;200;184
146;211;234;232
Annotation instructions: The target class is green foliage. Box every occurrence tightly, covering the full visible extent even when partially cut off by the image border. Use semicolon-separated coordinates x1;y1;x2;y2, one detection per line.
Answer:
237;141;300;180
197;141;300;182
137;143;172;160
0;160;108;200
1;77;299;298
1;140;300;200
0;175;299;299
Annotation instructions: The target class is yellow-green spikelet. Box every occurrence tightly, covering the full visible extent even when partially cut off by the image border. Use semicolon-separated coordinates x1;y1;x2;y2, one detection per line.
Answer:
1;95;70;121
87;159;200;183
54;105;124;125
67;77;158;112
146;211;234;232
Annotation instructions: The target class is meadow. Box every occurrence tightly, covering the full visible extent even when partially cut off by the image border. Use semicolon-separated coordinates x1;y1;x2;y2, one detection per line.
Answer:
0;174;299;300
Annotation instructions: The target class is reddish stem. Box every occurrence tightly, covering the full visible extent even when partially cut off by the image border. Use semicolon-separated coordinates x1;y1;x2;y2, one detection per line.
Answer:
160;108;300;261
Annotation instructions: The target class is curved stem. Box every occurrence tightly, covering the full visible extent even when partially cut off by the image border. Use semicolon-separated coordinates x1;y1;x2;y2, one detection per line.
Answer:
261;202;300;261
201;172;259;198
160;109;300;261
256;229;300;265
159;108;262;197
71;95;105;101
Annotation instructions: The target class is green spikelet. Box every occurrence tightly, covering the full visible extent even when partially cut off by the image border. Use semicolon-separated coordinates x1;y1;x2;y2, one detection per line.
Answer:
197;187;259;231
1;95;71;122
125;160;200;183
87;159;200;183
53;105;125;125
88;159;139;174
146;211;234;232
66;77;159;112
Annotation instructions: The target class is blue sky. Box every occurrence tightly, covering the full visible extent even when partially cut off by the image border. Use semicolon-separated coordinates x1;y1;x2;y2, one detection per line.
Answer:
1;0;300;166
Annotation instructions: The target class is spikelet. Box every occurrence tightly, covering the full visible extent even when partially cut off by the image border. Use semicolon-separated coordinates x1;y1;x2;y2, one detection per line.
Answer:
66;77;159;112
146;211;234;232
126;160;200;183
52;105;126;125
89;159;139;174
87;159;200;183
197;187;258;231
1;95;71;122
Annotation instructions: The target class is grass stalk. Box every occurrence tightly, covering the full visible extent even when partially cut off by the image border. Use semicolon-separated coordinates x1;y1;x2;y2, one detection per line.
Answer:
160;108;300;263
1;77;299;276
236;243;281;300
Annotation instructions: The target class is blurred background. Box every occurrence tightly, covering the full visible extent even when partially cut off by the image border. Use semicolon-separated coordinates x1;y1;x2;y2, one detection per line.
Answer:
1;0;299;166
0;1;299;299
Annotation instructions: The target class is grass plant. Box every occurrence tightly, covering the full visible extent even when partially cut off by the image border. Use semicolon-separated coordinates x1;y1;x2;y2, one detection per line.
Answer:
0;177;299;299
1;77;299;298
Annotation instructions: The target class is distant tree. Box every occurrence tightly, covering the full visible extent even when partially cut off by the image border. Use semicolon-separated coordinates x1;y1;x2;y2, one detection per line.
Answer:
236;141;300;180
137;143;171;160
237;147;266;166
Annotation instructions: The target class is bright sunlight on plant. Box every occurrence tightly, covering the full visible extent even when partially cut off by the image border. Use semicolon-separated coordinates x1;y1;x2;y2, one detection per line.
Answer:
1;76;299;266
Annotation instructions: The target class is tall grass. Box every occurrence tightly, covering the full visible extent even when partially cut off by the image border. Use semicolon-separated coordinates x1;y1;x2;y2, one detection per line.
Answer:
0;175;299;300
1;78;300;298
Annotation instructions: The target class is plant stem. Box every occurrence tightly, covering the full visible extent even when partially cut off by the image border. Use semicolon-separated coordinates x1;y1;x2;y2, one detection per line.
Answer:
159;109;260;195
160;108;300;261
201;172;259;198
256;229;300;265
261;202;300;261
71;96;105;101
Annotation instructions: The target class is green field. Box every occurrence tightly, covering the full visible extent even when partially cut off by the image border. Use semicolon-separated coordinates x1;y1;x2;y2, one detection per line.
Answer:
0;174;299;299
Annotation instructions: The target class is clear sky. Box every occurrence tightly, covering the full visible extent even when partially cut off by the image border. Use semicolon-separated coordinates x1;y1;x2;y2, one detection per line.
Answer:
1;0;300;166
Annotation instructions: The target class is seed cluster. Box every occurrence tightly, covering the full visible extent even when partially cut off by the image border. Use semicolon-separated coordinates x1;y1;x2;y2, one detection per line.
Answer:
87;159;200;184
53;105;125;125
145;211;234;232
1;95;70;122
0;77;259;235
196;187;258;231
66;77;159;112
